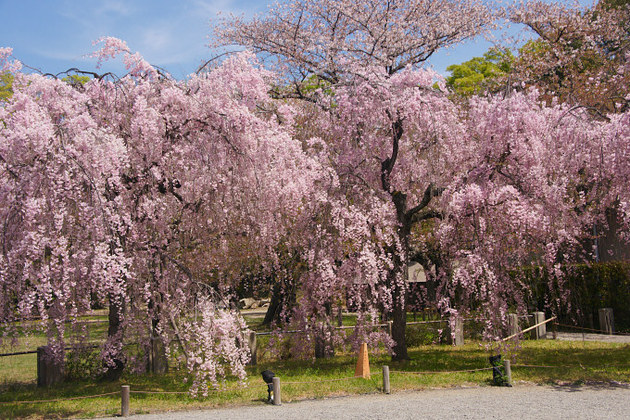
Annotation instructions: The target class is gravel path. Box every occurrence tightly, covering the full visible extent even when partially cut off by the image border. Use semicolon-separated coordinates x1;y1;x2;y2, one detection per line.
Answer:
101;383;630;420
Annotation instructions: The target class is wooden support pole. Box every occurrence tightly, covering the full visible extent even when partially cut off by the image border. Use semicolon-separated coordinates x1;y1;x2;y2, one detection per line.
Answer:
382;365;390;394
451;315;464;346
532;312;546;339
248;331;257;366
508;314;520;337
503;360;512;387
272;376;281;406
121;385;130;417
387;320;393;338
501;316;556;342
37;346;64;387
599;308;615;334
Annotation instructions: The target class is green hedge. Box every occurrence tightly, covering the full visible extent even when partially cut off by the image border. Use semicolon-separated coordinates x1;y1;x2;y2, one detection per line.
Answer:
521;261;630;332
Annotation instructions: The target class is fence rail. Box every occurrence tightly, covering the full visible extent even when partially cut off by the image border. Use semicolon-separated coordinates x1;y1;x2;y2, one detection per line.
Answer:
553;322;630;336
3;310;624;360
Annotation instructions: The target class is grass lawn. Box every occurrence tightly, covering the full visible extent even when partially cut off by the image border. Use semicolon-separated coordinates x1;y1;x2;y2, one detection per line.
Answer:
0;339;628;419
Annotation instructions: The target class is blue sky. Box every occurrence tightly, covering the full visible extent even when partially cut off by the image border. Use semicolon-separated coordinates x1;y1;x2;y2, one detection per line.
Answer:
1;0;593;79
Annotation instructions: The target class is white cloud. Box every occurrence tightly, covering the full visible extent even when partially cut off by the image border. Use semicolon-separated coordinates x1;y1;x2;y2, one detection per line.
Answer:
96;1;135;17
10;0;269;78
192;0;238;16
142;27;175;52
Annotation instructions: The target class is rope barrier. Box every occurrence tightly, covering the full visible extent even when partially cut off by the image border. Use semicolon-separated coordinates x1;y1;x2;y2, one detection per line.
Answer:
255;322;397;336
392;367;494;375
511;364;563;368
407;320;444;325
2;360;627;407
130;390;189;395
130;382;254;395
553;323;630;336
254;316;630;339
0;349;39;357
0;345;101;358
512;363;630;369
0;391;118;405
0;383;258;405
283;375;362;385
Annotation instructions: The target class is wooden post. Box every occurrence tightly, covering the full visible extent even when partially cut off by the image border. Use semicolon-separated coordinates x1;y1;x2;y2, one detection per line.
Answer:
387;320;393;338
355;342;371;379
248;331;257;366
451;315;464;346
508;314;520;337
503;360;512;387
532;312;547;339
36;346;45;387
598;308;614;334
337;306;343;327
382;365;390;394
121;385;130;417
272;376;281;406
149;337;168;374
37;346;64;387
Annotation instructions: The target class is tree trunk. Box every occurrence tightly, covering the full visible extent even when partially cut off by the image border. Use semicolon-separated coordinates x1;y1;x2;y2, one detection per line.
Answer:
380;118;437;362
263;282;283;325
389;191;411;361
263;280;295;326
108;296;123;338
146;298;168;374
314;332;335;358
314;304;335;359
390;261;409;361
148;317;168;374
103;296;125;380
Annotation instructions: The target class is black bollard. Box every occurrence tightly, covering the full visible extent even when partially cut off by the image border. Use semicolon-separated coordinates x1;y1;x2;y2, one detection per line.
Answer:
489;354;511;387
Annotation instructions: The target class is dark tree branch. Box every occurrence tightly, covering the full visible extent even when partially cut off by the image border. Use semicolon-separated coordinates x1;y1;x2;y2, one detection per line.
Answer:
411;209;443;224
407;183;434;216
381;115;404;194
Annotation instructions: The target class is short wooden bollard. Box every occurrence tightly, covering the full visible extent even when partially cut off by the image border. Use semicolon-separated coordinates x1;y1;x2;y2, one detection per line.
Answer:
599;308;615;334
37;346;64;387
508;314;520;337
382;365;390;394
121;385;130;417
272;376;282;406
532;312;547;339
248;331;257;366
503;360;512;387
451;315;464;346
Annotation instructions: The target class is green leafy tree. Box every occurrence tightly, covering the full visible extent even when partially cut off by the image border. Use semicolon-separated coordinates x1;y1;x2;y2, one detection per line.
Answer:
62;74;90;88
445;48;513;97
0;72;12;101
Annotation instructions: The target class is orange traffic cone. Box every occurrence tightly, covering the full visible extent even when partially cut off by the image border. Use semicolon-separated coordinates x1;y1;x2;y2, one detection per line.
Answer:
354;342;371;379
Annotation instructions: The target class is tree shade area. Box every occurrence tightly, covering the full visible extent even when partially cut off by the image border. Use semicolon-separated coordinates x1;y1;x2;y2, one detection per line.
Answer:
0;0;628;390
